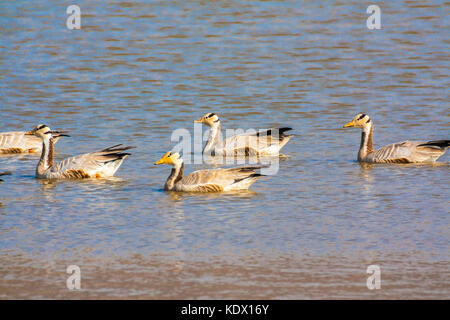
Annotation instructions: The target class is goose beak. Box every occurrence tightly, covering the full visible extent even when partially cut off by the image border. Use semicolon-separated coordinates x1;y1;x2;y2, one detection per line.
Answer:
194;118;203;123
155;151;173;165
343;121;355;128
25;131;34;135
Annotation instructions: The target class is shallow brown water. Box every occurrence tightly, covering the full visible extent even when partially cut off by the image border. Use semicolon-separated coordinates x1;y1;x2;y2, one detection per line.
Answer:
1;251;449;299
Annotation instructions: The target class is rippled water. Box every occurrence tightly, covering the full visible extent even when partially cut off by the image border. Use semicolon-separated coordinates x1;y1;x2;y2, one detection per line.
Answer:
0;0;449;299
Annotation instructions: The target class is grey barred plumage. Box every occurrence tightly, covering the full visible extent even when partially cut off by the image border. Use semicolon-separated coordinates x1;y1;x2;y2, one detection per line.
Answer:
344;114;449;163
25;125;134;179
194;112;294;156
155;151;265;192
0;128;63;154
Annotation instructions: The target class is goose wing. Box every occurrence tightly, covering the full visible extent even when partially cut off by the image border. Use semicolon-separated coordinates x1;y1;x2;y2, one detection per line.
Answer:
178;166;263;191
369;140;449;163
51;144;134;177
219;127;293;155
0;131;42;153
413;140;449;162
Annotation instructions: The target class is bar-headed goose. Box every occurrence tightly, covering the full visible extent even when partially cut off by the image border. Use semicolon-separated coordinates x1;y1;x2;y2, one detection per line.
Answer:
155;151;265;192
194;113;293;156
26;124;134;179
0;129;63;154
343;113;449;163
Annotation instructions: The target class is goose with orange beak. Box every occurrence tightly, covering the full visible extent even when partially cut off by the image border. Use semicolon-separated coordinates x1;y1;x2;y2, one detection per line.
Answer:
26;124;134;179
194;112;293;157
155;151;265;192
343;113;449;163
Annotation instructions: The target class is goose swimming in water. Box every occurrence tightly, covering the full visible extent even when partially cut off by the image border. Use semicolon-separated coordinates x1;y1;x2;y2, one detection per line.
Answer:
26;124;134;179
343;113;449;163
194;113;293;156
0;130;63;154
155;151;265;192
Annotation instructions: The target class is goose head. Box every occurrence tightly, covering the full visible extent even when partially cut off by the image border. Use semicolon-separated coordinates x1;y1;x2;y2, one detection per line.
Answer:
343;113;372;129
155;151;183;167
25;124;70;139
194;113;220;127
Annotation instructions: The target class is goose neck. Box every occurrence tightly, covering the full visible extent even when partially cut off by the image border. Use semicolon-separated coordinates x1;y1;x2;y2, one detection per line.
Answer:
359;123;374;160
203;123;221;154
37;136;53;176
165;161;184;191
